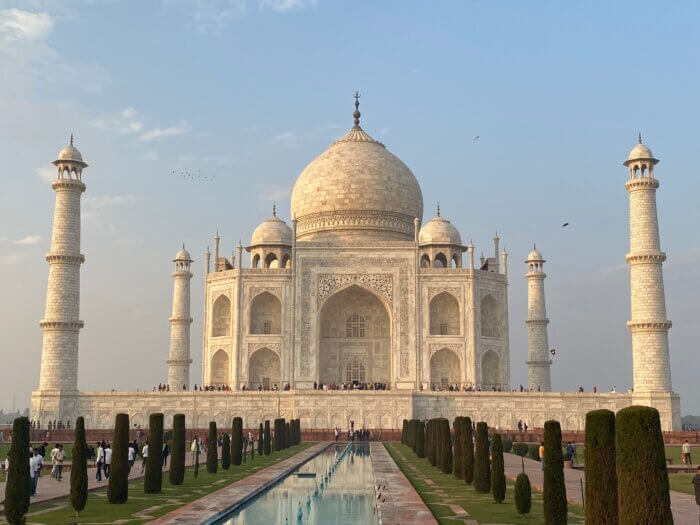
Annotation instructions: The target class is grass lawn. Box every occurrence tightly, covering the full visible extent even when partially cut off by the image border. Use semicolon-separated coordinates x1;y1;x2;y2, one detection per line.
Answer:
22;442;313;524
0;443;74;461
668;473;696;495
385;443;585;525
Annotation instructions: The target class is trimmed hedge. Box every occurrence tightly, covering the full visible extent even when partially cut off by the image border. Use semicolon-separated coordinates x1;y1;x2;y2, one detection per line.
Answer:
207;422;218;473
285;422;291;449
145;413;164;493
543;420;567;524
258;423;264;456
5;416;30;524
169;414;186;485
473;422;490;493
415;420;425;458
502;438;513;453
402;419;408;444
464;417;474;484
515;472;532;516
491;434;506;503
584;409;617;525
528;444;540;461
426;420;436;466
616;406;672;525
452;417;464;479
513;442;529;457
108;413;129;503
264;420;271;455
232;417;243;465
70;416;88;516
221;433;231;469
439;418;453;474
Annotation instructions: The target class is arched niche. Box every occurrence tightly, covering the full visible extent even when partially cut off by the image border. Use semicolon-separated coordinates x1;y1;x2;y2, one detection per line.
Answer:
430;347;461;388
210;348;229;385
433;252;448;268
211;295;231;337
481;350;500;388
429;291;460;335
265;252;278;268
420;254;430;268
480;294;500;338
249;347;281;390
250;291;282;334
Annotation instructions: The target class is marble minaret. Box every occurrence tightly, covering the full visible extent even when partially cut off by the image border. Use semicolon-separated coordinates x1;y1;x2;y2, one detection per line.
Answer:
166;245;193;390
624;137;672;392
526;245;551;391
38;137;87;391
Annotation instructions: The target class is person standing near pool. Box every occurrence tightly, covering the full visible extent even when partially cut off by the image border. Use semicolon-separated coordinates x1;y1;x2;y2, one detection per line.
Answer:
682;440;693;466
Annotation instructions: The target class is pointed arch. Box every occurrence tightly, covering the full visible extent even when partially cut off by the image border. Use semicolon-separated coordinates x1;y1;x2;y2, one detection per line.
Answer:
248;347;281;390
481;350;500;388
264;252;278;268
210;349;229;385
420;254;430;268
282;254;291;268
252;253;261;269
433;252;448;268
211;295;231;337
250;291;281;334
480;294;500;338
430;347;461;388
429;291;460;335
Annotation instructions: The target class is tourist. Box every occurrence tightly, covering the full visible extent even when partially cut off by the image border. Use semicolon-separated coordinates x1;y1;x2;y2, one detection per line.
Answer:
141;440;149;474
334;428;339;443
682;440;693;466
128;441;136;473
162;442;169;468
191;435;199;463
517;420;523;431
50;443;64;481
95;441;105;481
539;441;545;471
565;441;575;463
30;449;40;497
104;444;112;479
2;454;9;480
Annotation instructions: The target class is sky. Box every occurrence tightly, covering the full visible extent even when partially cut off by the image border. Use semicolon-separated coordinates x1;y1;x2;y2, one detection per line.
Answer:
0;1;698;415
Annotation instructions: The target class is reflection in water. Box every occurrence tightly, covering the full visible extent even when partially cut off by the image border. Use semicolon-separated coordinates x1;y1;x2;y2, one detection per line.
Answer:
217;444;379;525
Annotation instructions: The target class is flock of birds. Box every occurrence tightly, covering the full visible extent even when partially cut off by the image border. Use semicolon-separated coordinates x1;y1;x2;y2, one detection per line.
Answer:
172;168;216;182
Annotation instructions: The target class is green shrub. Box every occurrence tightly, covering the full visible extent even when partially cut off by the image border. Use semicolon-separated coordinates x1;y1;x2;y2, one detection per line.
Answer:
415;420;425;458
514;472;532;516
513;442;529;457
502;438;513;453
207;422;218;473
427;420;436;466
402;419;408;444
440;419;453;474
464;418;474;484
70;417;88;516
285;422;291;449
491;434;506;503
452;417;464;479
584;409;617;524
434;419;444;469
221;433;231;469
264;420;271;455
194;448;199;477
473;422;490;493
108;413;129;503
528;444;540;461
169;414;185;485
258;423;264;456
543;420;567;524
145;413;164;493
232;417;243;465
615;406;672;525
5;416;30;524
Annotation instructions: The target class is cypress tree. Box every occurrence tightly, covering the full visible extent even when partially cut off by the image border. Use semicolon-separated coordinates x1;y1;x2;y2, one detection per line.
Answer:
4;416;30;524
258;423;264;456
145;413;164;494
402;419;408;444
435;419;444;469
473;422;490;493
491;434;506;503
264;420;271;455
273;419;280;451
428;419;437;466
169;414;186;485
616;406;672;525
70;416;88;516
543;420;567;524
108;413;129;503
584;409;617;524
415;420;425;458
221;433;231;469
440;418;453;474
232;417;243;465
285;421;291;449
514;472;532;516
207;422;218;473
452;417;464;479
464;417;474;484
194;448;199;477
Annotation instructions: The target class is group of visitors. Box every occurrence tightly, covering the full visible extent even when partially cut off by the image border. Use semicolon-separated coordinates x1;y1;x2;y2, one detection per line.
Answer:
516;420;529;431
313;381;389;391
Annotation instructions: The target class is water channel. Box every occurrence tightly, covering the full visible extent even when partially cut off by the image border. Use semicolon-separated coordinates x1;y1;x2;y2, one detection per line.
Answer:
215;443;380;525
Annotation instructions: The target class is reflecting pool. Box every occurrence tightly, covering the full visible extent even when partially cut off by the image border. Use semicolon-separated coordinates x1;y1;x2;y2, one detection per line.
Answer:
216;443;379;525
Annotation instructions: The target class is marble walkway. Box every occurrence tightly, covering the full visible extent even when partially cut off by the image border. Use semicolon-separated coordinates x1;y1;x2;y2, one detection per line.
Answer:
371;442;437;525
150;442;330;525
503;453;698;525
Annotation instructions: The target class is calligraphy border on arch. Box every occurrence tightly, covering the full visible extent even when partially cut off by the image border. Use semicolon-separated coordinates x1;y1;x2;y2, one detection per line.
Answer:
299;257;411;379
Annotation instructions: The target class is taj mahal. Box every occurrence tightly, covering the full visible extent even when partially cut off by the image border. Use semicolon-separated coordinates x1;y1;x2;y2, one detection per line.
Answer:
30;96;681;432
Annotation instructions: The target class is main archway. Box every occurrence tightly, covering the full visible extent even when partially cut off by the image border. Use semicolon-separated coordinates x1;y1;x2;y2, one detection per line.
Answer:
318;284;391;386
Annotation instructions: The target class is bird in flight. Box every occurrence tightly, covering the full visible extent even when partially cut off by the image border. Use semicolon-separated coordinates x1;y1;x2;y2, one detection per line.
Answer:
562;222;569;228
473;135;479;141
550;348;556;355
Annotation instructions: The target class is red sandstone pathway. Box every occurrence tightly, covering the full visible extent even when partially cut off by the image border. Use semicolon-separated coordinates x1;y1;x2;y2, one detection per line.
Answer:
503;453;698;525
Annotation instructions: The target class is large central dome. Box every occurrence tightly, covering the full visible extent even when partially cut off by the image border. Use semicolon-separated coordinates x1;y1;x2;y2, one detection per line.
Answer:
291;106;423;241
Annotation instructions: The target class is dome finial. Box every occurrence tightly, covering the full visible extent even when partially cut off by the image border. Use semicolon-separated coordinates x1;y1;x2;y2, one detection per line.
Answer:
272;202;277;217
436;202;440;217
638;132;642;144
353;91;361;128
70;133;74;146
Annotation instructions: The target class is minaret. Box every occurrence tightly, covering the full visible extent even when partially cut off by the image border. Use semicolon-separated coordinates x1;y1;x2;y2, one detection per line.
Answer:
167;244;193;390
525;245;551;391
624;137;672;392
38;136;87;392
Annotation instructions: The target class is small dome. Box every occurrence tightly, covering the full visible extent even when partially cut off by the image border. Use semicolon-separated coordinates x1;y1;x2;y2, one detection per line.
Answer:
175;245;192;261
58;144;83;162
624;138;658;166
251;213;292;246
419;213;462;246
526;246;544;262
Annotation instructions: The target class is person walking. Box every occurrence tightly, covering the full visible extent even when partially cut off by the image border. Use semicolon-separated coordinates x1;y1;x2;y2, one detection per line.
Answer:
162;442;169;468
682;440;693;467
30;449;39;497
141;440;149;474
103;444;112;479
539;441;545;471
128;441;136;473
95;441;105;481
191;435;199;464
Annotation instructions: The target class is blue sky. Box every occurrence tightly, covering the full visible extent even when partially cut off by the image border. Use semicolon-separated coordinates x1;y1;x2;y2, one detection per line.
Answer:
0;1;698;415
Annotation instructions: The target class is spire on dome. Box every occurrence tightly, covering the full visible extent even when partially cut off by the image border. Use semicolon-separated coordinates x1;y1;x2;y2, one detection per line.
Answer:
638;132;642;144
70;133;74;146
272;202;277;217
437;202;441;217
353;91;361;128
